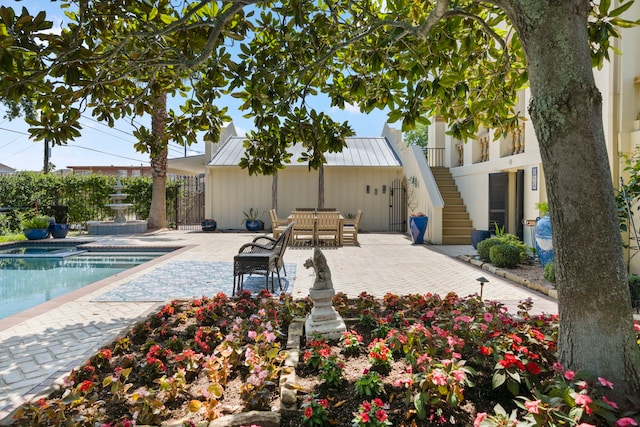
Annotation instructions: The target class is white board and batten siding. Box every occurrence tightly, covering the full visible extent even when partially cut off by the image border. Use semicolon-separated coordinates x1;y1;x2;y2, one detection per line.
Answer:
205;136;403;231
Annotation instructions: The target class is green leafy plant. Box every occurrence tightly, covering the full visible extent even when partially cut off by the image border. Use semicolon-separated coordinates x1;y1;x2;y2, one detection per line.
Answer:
355;369;385;398
477;238;503;262
489;244;521;268
544;262;556;283
535;202;549;217
319;355;345;388
242;207;264;223
20;215;51;230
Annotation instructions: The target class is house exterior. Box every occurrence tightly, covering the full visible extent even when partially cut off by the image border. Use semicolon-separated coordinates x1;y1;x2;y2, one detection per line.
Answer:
411;0;640;272
67;165;152;176
203;134;406;231
0;163;16;175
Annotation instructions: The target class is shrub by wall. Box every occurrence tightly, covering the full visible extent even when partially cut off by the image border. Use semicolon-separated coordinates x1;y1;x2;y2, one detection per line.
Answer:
0;172;180;233
489;244;521;268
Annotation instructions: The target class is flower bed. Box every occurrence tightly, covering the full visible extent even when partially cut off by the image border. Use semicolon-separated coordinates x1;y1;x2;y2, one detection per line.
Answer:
11;291;640;427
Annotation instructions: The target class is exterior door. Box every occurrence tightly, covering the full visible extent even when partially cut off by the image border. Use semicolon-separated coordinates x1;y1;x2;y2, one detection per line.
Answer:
489;173;508;233
389;178;407;232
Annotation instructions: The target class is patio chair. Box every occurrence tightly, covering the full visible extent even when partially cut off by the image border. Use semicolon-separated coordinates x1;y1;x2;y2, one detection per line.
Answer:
233;222;294;295
315;211;341;246
290;211;316;246
269;209;288;239
342;210;363;246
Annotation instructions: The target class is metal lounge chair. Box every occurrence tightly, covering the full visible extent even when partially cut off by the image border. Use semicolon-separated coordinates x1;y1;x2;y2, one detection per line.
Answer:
233;222;294;295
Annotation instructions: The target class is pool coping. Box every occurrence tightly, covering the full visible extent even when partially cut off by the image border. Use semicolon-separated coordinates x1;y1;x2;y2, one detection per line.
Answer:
0;244;194;333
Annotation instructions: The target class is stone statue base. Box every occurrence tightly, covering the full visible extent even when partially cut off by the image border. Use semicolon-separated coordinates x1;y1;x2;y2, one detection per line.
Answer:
305;288;346;340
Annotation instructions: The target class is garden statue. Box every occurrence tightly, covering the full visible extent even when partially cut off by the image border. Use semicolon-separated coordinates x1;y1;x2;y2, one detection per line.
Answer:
304;247;333;290
304;247;346;339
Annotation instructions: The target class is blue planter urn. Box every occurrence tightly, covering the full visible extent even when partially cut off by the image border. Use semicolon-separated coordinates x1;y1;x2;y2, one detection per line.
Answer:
23;228;50;240
245;220;262;232
201;219;217;232
471;230;491;249
409;215;428;244
534;215;554;267
49;223;69;239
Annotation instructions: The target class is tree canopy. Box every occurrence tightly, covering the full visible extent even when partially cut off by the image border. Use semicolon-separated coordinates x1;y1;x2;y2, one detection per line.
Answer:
1;0;639;401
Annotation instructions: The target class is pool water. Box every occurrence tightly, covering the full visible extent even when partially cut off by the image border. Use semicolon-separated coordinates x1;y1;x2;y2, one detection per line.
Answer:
0;250;168;320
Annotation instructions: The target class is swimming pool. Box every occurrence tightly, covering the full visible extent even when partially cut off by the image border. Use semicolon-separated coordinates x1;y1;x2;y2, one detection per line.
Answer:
0;241;177;320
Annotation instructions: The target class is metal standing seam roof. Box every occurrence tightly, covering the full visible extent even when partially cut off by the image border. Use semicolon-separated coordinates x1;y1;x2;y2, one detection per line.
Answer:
208;136;402;167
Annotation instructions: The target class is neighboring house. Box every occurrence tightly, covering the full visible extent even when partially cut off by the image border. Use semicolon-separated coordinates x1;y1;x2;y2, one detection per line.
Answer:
0;163;16;176
204;135;406;231
67;165;152;176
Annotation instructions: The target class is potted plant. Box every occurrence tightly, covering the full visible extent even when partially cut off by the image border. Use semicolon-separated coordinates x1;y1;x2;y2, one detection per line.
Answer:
242;208;264;231
49;205;70;238
406;176;428;244
201;218;217;232
534;201;553;267
21;215;52;240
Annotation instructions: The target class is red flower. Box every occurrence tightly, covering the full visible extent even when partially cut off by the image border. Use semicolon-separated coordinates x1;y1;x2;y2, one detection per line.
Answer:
526;362;541;375
376;409;388;422
79;380;93;392
479;345;492;356
304;406;313;418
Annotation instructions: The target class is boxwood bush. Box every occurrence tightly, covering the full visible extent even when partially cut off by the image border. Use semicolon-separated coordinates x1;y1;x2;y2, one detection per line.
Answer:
477;238;503;262
489;244;521;268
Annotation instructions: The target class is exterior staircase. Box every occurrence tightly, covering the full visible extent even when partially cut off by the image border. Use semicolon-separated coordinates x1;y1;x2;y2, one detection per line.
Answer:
431;167;473;245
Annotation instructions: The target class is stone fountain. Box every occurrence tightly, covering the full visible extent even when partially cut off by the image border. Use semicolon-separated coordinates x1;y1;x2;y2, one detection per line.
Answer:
87;177;148;235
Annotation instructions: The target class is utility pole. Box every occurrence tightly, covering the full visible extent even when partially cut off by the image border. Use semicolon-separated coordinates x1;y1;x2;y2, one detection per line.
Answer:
43;139;50;174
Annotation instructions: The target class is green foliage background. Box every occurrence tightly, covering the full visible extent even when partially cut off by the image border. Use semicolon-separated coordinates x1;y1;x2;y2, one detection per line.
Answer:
0;173;181;232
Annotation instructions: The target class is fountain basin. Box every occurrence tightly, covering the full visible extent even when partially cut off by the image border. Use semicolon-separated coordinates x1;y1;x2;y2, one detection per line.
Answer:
87;220;148;235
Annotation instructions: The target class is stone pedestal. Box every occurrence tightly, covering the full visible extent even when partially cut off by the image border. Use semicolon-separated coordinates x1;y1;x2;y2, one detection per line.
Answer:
305;288;346;340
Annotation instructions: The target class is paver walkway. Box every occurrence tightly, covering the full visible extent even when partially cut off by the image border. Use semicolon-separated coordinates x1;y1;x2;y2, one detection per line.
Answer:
0;230;557;423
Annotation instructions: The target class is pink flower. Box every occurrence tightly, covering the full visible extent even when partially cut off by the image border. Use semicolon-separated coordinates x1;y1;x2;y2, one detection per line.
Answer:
484;312;493;323
564;370;575;380
574;394;592;406
602;396;619;409
551;362;564;373
525;399;541;414
432;371;447;386
247;330;257;340
598;377;614;389
474;412;488;427
616;418;638;427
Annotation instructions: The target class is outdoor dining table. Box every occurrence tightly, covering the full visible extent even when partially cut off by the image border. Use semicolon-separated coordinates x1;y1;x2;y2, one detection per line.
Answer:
287;210;344;246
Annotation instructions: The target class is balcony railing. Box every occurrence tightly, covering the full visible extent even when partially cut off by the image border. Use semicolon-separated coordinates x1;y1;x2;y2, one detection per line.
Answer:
426;148;445;167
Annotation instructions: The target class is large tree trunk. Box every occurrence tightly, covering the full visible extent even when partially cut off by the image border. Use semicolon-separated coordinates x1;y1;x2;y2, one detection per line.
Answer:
148;90;168;230
504;0;640;400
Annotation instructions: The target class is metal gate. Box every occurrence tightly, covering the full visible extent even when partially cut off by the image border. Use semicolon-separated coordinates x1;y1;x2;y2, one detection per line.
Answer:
171;175;205;230
389;178;407;232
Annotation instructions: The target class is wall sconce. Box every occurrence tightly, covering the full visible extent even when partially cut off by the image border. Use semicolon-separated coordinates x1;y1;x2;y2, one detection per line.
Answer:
382;185;386;194
366;185;370;194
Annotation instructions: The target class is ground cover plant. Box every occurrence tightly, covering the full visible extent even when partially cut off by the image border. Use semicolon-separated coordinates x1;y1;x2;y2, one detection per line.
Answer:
12;291;640;426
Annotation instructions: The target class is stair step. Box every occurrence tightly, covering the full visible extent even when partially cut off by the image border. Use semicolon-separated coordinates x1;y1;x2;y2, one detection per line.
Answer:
442;235;472;244
444;205;467;213
443;219;473;228
444;213;471;221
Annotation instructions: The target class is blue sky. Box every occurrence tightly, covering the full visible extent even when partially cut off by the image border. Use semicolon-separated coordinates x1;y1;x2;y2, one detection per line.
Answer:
0;0;393;172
